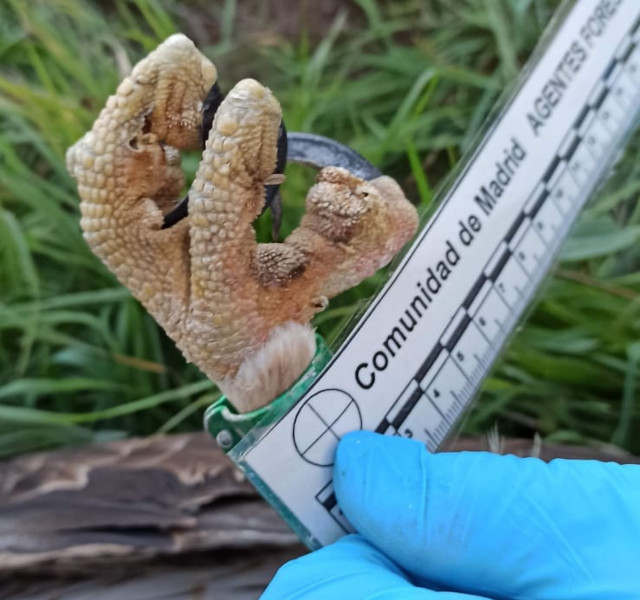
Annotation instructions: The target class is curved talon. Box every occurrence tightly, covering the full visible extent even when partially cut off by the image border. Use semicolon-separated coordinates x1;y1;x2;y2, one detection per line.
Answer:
201;82;224;149
286;132;382;180
162;82;223;230
66;35;419;412
263;120;287;239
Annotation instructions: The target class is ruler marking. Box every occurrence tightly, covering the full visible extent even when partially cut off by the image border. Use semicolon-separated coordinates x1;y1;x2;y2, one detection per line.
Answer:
508;217;532;251
419;352;449;393
443;312;472;352
529;207;551;249
423;429;437;448
576;109;596;138
574;104;591;130
486;246;512;282
541;155;562;183
315;485;353;534
416;343;445;383
505;213;528;246
473;352;491;373
423;360;464;425
375;419;391;434
378;381;418;432
470;310;496;352
602;58;618;82
588;81;607;108
462;274;489;310
561;132;581;159
622;40;636;64
450;391;464;415
615;34;634;61
468;279;493;316
390;385;424;430
523;184;547;216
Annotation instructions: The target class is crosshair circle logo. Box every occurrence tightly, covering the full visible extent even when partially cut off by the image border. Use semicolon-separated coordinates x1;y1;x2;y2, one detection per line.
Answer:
293;389;362;467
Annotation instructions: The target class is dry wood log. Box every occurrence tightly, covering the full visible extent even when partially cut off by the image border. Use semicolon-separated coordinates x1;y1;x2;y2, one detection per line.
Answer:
0;433;300;576
1;432;637;599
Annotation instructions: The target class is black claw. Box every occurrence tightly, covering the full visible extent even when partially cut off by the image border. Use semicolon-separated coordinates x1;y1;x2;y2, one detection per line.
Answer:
162;195;190;229
162;82;223;230
285;132;381;181
200;82;224;149
263;120;287;239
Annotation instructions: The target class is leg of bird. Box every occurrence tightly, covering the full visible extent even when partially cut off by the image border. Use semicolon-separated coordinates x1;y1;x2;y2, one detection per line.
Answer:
68;36;418;412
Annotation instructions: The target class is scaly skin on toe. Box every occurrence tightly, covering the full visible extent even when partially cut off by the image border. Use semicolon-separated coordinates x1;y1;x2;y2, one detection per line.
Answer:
67;35;419;412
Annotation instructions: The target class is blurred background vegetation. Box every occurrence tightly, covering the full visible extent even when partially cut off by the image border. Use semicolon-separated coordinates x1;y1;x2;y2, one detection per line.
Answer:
1;0;639;459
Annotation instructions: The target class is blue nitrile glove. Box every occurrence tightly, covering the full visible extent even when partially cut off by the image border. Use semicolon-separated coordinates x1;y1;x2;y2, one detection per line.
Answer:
261;431;640;599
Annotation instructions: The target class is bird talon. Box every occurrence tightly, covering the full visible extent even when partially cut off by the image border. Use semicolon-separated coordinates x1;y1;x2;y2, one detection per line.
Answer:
67;35;419;412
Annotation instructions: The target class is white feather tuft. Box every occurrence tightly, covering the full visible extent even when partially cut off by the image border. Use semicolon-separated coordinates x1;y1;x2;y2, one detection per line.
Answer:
218;322;316;413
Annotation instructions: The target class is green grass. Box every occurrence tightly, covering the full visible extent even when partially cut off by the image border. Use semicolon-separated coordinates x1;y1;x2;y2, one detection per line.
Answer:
1;0;639;458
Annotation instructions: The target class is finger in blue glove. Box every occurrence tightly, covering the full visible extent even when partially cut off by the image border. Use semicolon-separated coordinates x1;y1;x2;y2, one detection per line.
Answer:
261;533;491;600
334;431;640;600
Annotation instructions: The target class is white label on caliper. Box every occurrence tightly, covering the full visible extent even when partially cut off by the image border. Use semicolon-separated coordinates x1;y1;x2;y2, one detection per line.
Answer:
241;0;640;547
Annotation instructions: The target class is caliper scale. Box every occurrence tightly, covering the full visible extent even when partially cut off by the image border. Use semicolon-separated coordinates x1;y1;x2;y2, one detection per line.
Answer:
207;0;640;549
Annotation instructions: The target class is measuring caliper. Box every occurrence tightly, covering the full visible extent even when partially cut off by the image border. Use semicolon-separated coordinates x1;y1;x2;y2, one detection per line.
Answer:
206;0;640;549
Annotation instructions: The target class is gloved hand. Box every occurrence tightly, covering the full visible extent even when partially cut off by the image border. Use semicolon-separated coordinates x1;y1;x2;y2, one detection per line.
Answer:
261;431;640;599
